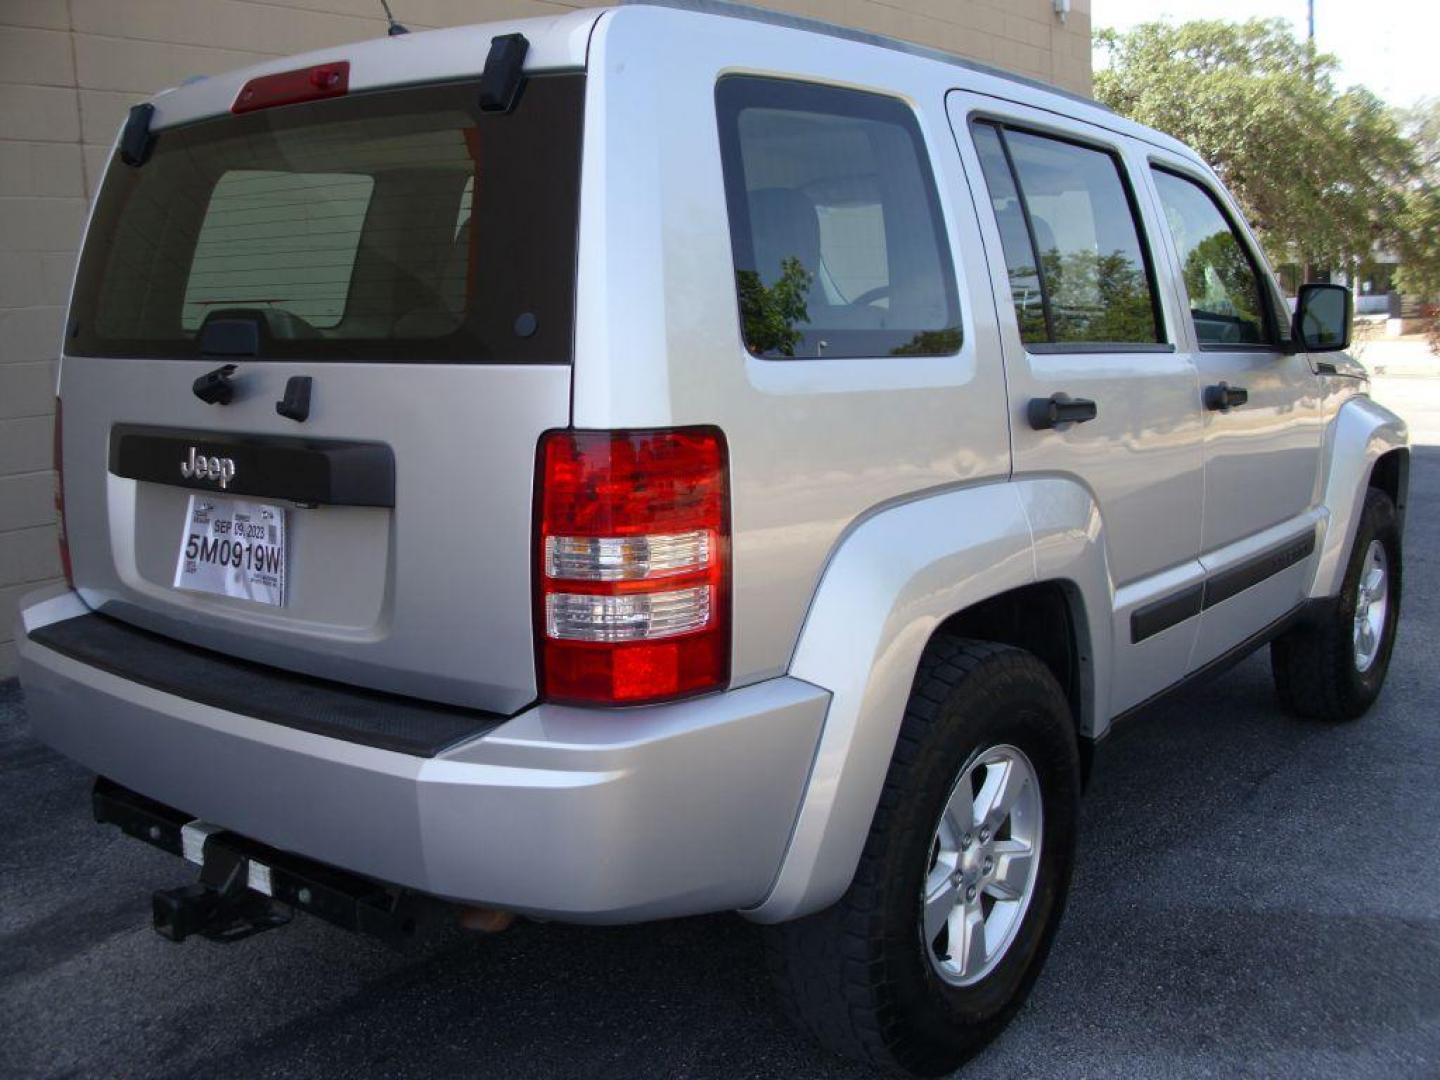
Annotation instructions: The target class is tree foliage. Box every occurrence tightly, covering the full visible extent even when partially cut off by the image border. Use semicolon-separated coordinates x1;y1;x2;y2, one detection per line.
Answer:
1182;233;1266;340
1393;187;1440;299
890;327;962;356
1395;98;1440;185
736;257;812;357
1393;100;1440;300
1095;19;1416;275
1041;248;1158;344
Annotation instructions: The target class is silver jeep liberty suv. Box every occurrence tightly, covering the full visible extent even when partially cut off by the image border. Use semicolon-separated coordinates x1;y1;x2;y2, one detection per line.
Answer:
16;1;1407;1073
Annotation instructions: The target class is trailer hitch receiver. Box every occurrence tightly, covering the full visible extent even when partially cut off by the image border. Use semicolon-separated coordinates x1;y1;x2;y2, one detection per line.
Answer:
153;842;290;943
92;777;436;946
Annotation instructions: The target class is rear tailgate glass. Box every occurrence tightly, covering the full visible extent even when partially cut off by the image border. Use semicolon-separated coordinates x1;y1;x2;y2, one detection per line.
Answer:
69;74;583;364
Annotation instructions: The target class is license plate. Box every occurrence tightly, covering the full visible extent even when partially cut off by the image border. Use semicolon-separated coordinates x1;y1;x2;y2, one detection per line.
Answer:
173;494;287;606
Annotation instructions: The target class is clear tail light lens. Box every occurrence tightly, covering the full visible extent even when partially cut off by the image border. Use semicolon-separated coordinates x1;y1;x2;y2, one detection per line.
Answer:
53;398;74;589
546;586;711;642
536;428;729;705
544;531;711;581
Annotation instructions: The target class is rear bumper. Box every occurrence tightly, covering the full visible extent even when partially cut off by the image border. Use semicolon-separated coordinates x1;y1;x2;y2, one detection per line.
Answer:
17;586;828;923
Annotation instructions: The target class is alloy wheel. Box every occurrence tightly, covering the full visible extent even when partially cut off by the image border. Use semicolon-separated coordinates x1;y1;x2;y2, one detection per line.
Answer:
922;744;1043;987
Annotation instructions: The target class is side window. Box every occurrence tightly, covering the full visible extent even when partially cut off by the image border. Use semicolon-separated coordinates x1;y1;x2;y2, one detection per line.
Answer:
717;77;961;359
182;170;374;330
971;121;1163;347
1150;168;1274;346
972;125;1046;342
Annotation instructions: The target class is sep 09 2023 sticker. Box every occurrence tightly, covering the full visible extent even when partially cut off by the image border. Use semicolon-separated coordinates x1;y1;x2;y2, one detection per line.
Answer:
173;494;287;607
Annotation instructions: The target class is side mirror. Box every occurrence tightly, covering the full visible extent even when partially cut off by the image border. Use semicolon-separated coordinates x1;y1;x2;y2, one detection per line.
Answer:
1294;283;1352;352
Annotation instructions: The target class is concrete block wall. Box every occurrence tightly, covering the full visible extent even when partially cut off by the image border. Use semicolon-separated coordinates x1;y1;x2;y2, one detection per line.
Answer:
0;0;1090;678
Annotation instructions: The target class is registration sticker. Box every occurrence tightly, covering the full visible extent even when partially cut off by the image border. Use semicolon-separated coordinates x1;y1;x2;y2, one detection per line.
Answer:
173;494;287;606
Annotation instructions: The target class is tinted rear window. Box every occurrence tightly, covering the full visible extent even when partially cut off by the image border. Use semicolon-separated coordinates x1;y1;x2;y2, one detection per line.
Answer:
68;75;583;363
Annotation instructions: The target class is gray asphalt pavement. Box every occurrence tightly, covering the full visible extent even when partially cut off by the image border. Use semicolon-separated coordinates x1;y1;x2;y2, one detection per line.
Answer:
3;449;1438;1079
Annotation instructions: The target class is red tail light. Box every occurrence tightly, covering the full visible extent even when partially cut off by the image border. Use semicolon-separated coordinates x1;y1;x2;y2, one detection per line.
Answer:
232;61;349;114
53;398;73;589
536;428;730;705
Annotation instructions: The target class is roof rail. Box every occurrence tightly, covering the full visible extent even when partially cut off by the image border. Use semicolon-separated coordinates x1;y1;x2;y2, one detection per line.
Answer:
614;0;1109;113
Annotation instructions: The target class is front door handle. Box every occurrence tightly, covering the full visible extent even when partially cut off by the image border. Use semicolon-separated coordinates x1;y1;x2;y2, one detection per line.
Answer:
1203;382;1249;412
1027;393;1098;430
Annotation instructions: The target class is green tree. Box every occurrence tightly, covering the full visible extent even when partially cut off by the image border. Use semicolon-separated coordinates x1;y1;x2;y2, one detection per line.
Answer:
1392;102;1440;300
1391;100;1440;352
736;257;812;357
1041;247;1158;344
1095;19;1415;277
1395;98;1440;185
890;327;962;356
1393;187;1440;299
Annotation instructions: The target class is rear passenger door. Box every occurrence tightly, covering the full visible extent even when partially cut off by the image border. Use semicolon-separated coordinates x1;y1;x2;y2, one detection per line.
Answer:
947;94;1205;717
1141;155;1326;664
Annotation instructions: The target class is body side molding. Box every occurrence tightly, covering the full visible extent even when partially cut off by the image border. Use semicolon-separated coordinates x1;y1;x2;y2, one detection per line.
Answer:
1130;527;1318;643
1203;530;1315;610
1111;599;1325;728
1131;584;1202;643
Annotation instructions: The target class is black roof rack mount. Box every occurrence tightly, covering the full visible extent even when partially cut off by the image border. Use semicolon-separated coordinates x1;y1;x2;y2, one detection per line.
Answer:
120;103;156;167
478;33;529;113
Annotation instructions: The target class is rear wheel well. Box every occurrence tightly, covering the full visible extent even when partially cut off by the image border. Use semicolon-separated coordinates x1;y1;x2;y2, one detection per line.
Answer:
932;581;1085;731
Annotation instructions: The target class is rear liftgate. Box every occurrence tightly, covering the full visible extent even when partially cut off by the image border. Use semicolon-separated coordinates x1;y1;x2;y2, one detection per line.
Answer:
83;37;542;947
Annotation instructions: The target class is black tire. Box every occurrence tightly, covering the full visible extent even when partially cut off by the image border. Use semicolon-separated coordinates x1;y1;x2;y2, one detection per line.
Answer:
766;638;1081;1076
1271;487;1402;721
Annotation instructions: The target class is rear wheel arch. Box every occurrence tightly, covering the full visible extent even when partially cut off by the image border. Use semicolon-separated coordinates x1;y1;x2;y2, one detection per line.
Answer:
752;480;1112;924
933;579;1091;741
932;579;1096;788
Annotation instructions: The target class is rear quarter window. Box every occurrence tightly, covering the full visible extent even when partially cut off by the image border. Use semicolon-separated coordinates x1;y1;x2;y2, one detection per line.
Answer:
716;76;962;360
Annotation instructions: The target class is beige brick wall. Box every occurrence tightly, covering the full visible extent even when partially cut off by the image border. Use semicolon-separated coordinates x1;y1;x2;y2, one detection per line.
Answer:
0;0;1089;679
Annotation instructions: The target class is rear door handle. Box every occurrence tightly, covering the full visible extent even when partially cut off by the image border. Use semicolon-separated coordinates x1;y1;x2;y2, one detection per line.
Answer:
1027;393;1098;430
1203;382;1248;412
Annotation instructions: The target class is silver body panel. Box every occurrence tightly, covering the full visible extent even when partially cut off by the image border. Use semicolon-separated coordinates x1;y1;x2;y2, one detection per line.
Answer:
575;8;1014;685
21;2;1407;924
62;357;570;712
18;585;828;921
